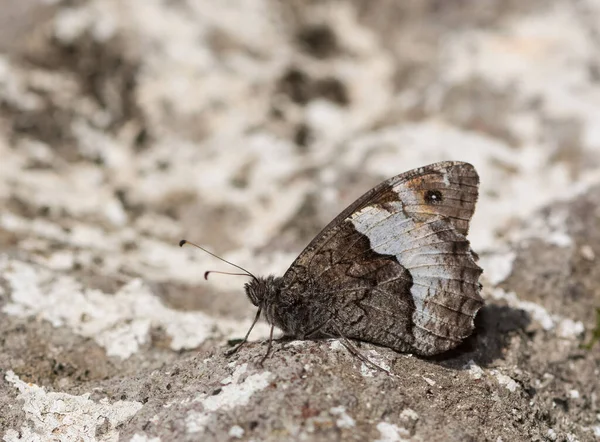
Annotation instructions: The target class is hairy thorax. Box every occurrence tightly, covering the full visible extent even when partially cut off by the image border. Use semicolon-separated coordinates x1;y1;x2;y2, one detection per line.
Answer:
244;275;325;338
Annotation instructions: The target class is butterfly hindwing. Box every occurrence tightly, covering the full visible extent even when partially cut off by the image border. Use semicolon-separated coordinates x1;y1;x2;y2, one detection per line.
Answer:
279;161;483;355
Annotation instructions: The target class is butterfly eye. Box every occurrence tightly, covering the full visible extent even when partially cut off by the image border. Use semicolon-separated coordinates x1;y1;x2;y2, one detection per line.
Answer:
424;190;443;204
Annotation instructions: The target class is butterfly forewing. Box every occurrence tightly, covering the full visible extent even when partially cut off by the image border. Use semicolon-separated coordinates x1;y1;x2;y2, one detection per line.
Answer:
280;161;483;356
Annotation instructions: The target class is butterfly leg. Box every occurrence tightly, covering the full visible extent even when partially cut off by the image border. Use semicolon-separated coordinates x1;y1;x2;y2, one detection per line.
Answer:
258;320;330;365
258;324;275;366
327;321;392;376
225;308;262;356
302;319;332;339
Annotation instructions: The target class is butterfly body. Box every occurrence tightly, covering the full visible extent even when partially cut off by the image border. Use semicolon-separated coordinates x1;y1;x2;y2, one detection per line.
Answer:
244;161;483;356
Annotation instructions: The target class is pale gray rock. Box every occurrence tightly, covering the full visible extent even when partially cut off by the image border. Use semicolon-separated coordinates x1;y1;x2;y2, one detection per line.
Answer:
1;1;599;441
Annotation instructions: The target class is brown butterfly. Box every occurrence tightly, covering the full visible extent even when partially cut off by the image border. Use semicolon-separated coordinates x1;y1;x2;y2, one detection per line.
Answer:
182;161;483;364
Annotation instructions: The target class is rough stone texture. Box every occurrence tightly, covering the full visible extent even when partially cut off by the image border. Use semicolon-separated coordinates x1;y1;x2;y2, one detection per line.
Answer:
0;0;599;441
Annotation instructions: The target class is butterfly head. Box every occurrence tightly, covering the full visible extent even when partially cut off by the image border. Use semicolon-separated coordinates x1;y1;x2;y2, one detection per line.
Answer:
244;275;281;307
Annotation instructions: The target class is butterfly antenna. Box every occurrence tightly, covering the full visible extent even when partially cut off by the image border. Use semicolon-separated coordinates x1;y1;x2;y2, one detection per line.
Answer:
179;239;257;280
204;270;252;280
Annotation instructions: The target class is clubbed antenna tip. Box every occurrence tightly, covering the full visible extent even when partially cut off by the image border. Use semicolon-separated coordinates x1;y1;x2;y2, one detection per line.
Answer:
177;238;257;280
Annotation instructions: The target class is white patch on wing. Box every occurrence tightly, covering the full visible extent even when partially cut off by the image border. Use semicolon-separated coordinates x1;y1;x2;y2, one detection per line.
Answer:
442;170;451;186
349;182;480;350
349;196;438;319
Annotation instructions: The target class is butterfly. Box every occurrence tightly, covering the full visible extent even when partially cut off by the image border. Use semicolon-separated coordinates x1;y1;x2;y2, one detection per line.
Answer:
182;161;483;361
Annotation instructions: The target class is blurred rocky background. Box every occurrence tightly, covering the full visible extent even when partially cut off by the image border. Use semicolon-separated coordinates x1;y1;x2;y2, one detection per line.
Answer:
1;0;600;441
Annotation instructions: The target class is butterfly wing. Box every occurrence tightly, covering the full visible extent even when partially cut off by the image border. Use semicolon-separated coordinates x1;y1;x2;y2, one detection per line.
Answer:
280;161;483;355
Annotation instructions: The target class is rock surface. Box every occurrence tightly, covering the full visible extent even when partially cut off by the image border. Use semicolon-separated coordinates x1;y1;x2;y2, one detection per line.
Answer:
1;0;599;441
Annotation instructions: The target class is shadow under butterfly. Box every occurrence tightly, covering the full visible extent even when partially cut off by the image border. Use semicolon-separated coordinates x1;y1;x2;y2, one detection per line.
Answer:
181;161;485;373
